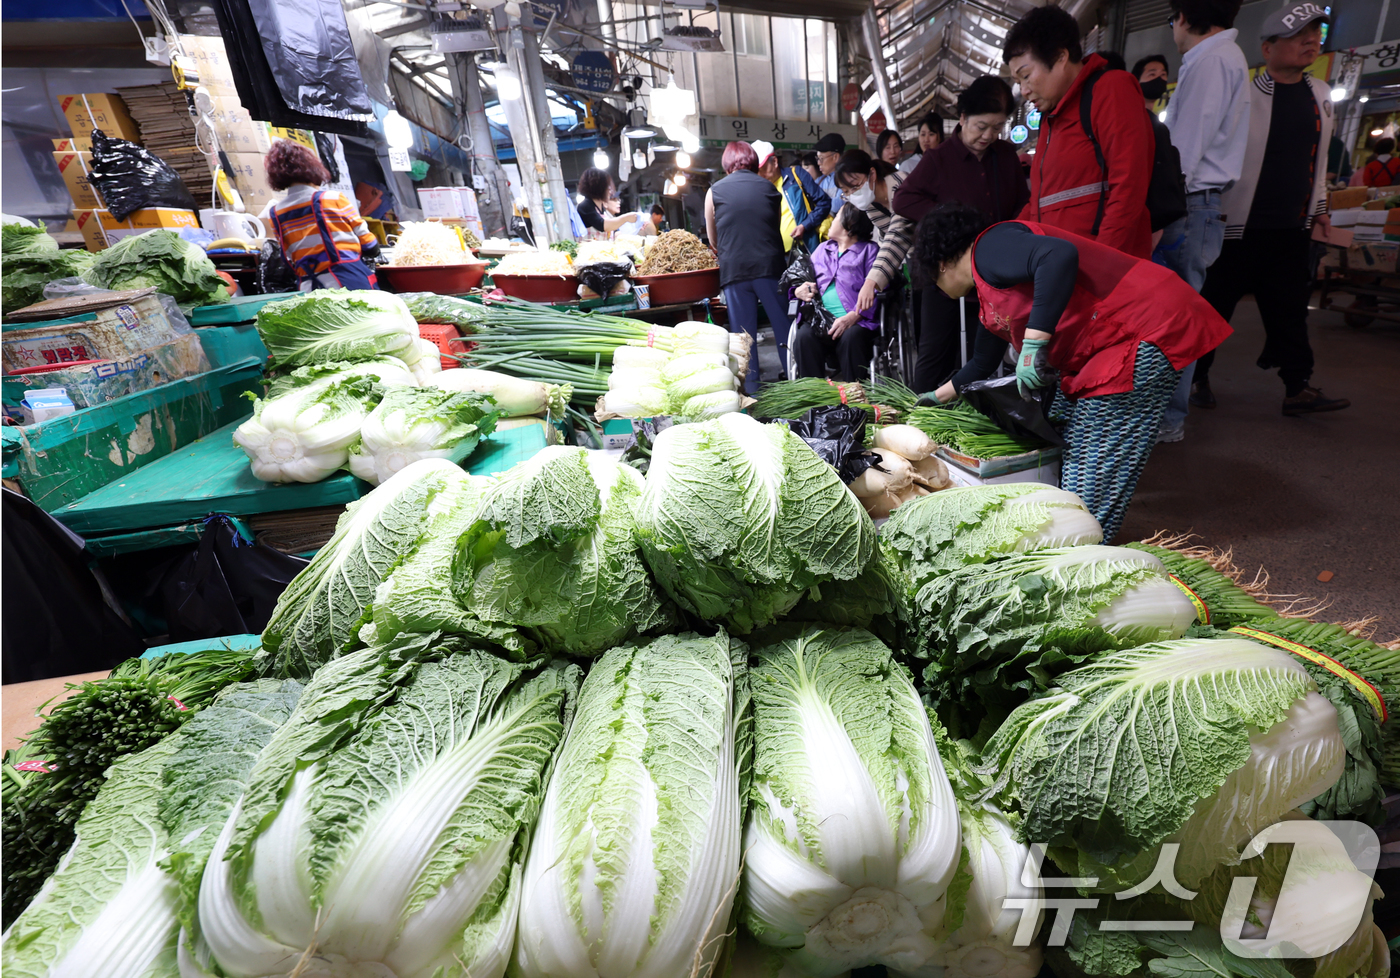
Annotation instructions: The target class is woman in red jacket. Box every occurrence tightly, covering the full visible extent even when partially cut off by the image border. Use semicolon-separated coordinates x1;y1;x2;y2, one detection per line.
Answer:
913;202;1231;539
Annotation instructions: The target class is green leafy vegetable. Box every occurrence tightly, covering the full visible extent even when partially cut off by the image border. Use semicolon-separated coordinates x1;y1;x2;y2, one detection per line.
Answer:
397;291;484;333
514;632;748;978
1;249;94;312
80;228;229;310
1;220;58;255
254;287;424;368
348;385;500;486
633;412;877;634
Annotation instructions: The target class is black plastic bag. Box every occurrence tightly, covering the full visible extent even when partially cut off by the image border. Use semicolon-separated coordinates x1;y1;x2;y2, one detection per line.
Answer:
619;418;677;476
769;405;873;482
778;244;815;292
959;374;1065;446
87;129;199;222
158;515;307;642
576;260;633;298
258;239;299;293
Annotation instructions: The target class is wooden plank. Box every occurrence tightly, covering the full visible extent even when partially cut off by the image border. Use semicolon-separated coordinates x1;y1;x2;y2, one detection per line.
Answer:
2;671;109;753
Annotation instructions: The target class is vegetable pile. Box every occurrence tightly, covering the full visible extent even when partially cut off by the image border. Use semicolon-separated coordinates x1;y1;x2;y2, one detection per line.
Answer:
80;228;230;311
389;221;481;266
635;229;716;274
4;399;1393;978
490;249;575;277
0;219;95;313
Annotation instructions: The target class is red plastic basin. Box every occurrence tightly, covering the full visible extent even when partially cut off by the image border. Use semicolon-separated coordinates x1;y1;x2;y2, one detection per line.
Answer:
489;273;581;303
377;262;487;294
632;267;721;306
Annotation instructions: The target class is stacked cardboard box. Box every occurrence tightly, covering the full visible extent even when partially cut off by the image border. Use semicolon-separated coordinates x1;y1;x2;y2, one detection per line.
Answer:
58;93;141;143
116;82;214;206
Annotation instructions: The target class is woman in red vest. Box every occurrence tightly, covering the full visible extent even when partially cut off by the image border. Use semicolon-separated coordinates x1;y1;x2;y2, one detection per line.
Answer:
913;202;1231;539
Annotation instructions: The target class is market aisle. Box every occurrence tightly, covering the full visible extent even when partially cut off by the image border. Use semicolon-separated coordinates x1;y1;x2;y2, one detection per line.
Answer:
1121;296;1400;634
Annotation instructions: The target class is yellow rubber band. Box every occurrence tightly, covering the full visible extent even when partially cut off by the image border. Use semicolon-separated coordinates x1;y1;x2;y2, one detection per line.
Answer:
1168;575;1210;625
1229;625;1388;722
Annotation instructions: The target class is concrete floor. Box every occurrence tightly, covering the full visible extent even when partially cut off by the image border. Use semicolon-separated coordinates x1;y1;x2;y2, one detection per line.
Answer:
1118;295;1400;636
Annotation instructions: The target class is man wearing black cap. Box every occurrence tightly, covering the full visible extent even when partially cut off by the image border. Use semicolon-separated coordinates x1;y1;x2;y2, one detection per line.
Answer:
1195;1;1349;415
814;133;847;210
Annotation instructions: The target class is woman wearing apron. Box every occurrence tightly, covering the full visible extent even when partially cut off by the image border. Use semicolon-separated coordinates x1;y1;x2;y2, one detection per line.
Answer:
263;141;381;290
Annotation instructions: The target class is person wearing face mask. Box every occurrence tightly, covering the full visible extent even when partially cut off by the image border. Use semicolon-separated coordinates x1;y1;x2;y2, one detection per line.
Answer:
892;75;1030;392
1193;1;1348;416
831;150;914;330
1003;5;1155;258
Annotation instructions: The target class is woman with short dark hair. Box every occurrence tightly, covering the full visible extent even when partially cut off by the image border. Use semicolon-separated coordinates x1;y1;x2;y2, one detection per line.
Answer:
899;113;945;174
789;203;882;381
705;141;788;392
911;202;1230;538
263;140;381;290
575;166;650;235
876;130;905;168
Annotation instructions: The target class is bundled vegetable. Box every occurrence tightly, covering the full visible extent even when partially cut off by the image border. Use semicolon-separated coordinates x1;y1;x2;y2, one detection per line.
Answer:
1123;535;1278;629
259;459;498;676
347;385;499;486
753;377;868;420
254;288;425;368
234;363;408;483
190;638;581;978
455;446;675;656
742;627;961;977
514;632;747;978
634;229;716;275
906;545;1196;729
397;291;484;332
905;401;1049;460
602;321;741;418
979;638;1344;892
432;366;570;417
849;424;951;518
633;413;877;634
390;220;481;266
79;228;229;310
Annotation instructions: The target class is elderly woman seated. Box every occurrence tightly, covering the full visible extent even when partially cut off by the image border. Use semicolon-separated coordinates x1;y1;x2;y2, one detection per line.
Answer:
788;203;881;381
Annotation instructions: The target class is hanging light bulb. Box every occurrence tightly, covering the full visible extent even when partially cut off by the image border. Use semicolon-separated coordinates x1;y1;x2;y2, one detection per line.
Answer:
633;149;647;169
593;147;609;169
673;171;687;187
1330;85;1348;101
383;110;414;150
664;178;677;194
676;150;691;168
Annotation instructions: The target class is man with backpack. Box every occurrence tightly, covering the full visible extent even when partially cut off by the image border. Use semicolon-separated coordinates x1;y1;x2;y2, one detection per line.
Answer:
1148;0;1250;440
753;140;831;254
1003;5;1154;258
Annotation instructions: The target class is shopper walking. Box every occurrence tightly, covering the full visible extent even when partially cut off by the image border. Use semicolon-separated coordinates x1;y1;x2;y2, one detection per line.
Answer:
913;203;1231;539
1149;0;1251;440
264;141;381;291
1362;138;1400;187
899;113;945;174
893;75;1029;390
814;133;847;210
1194;1;1349;415
1003;5;1155;257
754;140;831;254
789;204;881;381
705;141;789;394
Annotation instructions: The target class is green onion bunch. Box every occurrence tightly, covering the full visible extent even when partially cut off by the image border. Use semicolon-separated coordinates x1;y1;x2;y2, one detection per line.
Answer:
1123;541;1278;629
467;300;675;364
752;377;869;419
905;402;1049;460
470;351;611;409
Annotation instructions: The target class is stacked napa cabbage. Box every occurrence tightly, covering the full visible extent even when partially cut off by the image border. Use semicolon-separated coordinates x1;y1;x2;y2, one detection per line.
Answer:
603;321;741;418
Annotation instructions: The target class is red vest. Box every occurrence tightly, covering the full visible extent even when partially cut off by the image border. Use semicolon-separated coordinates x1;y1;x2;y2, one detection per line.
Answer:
972;221;1233;398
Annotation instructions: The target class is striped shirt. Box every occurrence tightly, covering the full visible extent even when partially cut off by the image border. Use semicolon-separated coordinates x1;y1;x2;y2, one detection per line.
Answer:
264;184;376;277
861;171;914;290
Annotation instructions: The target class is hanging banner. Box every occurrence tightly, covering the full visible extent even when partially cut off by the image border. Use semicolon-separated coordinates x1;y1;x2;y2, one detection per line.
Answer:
571;50;615;95
697;116;859;150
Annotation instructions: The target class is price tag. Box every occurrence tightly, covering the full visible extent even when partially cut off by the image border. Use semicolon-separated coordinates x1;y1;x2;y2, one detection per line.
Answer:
388;148;412;171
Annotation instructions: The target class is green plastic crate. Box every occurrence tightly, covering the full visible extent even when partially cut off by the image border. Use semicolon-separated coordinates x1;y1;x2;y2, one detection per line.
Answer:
187;293;297;326
196;323;269;369
1;357;264;513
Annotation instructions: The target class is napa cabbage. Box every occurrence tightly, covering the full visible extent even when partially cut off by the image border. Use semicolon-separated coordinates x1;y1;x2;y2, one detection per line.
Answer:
347;385;499;486
632;412;877;634
456;446;675;656
201;638;580;978
978;639;1345;892
80;228;230;310
260;459;486;677
742;627;961;978
514;632;748;978
255;288;424;368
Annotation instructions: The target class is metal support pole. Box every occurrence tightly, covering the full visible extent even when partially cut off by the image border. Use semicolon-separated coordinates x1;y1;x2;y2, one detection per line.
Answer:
861;4;897;130
494;7;549;244
521;28;574;243
453;53;512;237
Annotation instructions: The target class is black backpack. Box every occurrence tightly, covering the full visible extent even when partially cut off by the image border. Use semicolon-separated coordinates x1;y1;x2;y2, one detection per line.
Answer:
1080;68;1188;233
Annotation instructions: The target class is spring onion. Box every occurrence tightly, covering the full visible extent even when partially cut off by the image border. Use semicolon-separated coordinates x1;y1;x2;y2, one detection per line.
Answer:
752;377;868;418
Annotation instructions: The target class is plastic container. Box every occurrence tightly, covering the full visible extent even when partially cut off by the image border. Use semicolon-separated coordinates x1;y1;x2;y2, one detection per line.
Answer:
631;268;721;305
489;273;581;303
377;262;487;294
417;322;472;370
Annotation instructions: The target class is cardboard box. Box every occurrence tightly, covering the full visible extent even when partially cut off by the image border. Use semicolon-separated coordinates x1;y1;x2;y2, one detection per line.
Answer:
938;447;1063;485
177;34;240;98
52;137;92;152
1330;187;1370;211
1344;242;1400;274
73;208;201;251
1312;222;1353;247
419;187;466;219
207;97;273;155
58;93;140;143
220;152;282;212
1356;210;1387;225
52;151;102;209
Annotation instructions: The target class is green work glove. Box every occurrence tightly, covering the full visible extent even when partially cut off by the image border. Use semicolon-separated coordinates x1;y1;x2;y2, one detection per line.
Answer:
1015;337;1051;397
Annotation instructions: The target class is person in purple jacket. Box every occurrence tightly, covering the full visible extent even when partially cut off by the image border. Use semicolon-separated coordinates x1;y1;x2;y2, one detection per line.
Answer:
788;203;881;380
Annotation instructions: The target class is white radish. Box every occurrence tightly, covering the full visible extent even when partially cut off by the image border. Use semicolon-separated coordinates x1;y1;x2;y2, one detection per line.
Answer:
847;451;915;498
911;454;951;490
863;490;901;520
873;424;939;461
430;368;570;417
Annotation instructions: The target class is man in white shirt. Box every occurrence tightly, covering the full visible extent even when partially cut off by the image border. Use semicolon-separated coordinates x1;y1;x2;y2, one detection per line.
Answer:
1152;0;1250;440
